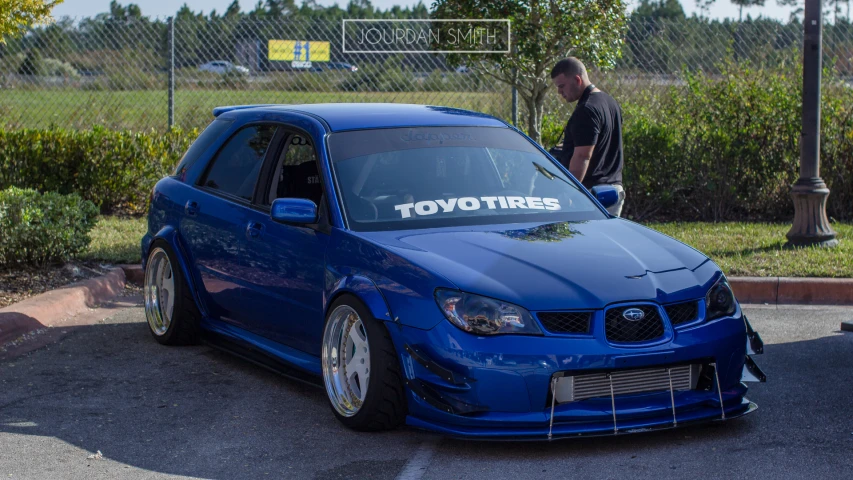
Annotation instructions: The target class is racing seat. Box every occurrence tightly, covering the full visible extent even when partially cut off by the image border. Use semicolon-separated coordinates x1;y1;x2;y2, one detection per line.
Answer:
277;160;322;206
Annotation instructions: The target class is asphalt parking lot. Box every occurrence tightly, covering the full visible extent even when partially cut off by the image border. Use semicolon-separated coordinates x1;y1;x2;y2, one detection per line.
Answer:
1;303;851;480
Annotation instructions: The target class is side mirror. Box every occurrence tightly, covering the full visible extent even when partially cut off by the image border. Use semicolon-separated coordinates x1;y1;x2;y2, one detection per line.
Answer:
270;198;318;225
591;185;619;209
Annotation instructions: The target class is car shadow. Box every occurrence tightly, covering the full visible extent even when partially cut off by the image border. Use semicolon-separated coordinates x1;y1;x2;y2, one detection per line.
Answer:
0;320;417;479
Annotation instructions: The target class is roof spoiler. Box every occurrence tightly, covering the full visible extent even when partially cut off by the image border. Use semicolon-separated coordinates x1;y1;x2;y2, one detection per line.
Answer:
212;104;282;117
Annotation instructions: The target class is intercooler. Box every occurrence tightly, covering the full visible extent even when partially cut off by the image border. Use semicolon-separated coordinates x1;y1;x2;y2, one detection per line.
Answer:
553;364;702;403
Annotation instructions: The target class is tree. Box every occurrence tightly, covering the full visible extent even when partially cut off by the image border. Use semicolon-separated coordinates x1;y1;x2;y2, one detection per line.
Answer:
225;0;242;18
347;0;376;19
731;0;765;21
633;0;686;20
0;0;63;43
776;0;844;22
431;0;627;144
265;0;297;17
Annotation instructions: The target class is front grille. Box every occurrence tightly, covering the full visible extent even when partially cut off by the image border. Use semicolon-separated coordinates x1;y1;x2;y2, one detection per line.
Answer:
665;301;699;326
604;305;664;343
554;364;699;403
538;312;592;334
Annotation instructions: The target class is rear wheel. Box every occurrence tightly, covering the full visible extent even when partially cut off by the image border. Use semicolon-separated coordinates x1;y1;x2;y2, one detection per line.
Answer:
322;295;406;431
144;241;200;345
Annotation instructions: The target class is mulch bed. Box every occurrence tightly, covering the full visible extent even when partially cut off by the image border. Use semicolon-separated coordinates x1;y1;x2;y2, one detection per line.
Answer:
0;262;116;309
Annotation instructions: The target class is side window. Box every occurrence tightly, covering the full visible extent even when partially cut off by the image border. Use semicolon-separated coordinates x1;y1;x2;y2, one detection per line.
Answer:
266;133;322;206
173;118;233;180
200;124;277;201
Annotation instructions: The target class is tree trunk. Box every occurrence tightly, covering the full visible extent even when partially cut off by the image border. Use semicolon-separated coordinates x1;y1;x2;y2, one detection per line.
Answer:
523;81;550;145
524;96;542;145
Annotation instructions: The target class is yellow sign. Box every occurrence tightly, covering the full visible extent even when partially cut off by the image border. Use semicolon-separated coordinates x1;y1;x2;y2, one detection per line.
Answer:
268;40;330;62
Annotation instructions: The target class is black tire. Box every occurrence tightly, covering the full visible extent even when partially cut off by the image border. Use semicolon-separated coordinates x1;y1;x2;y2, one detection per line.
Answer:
144;240;201;346
324;294;407;431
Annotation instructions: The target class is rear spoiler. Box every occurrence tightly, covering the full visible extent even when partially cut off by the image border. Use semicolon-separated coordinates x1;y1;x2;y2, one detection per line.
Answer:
212;104;282;117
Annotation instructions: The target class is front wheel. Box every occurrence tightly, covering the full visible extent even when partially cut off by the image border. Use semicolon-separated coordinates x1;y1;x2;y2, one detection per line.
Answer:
321;295;406;431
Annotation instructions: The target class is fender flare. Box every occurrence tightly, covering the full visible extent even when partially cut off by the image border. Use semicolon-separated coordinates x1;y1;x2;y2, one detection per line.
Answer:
327;274;394;324
145;225;208;317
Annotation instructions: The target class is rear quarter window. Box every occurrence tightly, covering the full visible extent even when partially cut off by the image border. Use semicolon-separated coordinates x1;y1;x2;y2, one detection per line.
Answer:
199;124;278;201
173;118;234;180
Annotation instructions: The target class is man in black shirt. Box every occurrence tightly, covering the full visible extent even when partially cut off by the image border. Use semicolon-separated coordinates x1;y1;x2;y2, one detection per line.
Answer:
550;57;625;216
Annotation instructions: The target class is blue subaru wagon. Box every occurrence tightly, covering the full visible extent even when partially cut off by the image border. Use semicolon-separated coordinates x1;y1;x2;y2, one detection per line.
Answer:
142;103;765;439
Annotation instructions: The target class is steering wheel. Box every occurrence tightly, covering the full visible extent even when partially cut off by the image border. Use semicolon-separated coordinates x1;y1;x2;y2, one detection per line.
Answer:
350;196;379;221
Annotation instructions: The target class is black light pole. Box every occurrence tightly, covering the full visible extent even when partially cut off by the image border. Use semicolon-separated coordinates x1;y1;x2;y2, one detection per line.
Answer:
785;0;839;248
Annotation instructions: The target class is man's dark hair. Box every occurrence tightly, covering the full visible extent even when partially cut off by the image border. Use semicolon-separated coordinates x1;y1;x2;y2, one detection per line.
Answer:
550;57;588;80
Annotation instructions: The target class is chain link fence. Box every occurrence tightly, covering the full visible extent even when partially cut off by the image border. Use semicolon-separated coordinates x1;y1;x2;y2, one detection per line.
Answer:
1;16;852;133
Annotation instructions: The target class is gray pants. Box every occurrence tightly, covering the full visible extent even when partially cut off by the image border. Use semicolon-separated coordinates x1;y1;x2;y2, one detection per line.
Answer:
606;184;625;217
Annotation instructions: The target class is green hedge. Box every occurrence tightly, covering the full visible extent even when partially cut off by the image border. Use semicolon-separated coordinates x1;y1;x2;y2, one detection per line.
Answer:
3;61;853;223
543;60;853;221
0;126;198;215
0;187;99;266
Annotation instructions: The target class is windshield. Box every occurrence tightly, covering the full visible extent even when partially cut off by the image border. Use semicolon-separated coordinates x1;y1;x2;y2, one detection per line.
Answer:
327;126;606;231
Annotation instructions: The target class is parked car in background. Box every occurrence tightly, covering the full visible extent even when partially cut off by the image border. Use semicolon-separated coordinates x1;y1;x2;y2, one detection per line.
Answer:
198;61;250;75
142;103;765;440
311;62;358;72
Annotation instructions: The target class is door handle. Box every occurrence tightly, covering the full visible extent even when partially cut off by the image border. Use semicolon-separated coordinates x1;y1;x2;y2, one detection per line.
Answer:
185;201;199;216
246;222;264;239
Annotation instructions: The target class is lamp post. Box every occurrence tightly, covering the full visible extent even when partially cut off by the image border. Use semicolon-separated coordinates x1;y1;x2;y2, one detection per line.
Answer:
785;0;839;248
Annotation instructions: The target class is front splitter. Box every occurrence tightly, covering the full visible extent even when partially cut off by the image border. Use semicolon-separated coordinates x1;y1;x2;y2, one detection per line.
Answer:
406;399;757;442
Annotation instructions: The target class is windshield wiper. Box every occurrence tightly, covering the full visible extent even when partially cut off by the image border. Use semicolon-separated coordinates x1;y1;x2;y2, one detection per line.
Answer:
532;162;571;186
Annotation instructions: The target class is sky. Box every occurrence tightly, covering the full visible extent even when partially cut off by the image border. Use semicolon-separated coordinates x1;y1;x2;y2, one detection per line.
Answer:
51;0;822;23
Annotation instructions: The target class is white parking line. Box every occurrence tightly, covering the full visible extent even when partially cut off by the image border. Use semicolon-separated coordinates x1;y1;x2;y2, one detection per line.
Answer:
395;437;439;480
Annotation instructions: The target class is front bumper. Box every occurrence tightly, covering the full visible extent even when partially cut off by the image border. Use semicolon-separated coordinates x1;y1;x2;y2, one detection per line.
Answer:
390;313;764;440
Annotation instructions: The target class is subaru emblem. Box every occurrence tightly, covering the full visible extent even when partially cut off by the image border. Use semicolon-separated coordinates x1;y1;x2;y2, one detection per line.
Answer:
622;308;645;321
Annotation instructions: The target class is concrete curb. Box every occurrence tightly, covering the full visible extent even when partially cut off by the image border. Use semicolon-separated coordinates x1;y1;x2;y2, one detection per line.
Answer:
0;267;126;348
118;264;144;285
729;277;853;306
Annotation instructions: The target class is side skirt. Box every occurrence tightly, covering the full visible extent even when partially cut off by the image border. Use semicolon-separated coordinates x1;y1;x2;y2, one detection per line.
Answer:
200;322;323;389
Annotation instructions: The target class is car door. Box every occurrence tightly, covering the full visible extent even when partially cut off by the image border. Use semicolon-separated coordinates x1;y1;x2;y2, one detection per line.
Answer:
237;130;330;355
181;123;278;328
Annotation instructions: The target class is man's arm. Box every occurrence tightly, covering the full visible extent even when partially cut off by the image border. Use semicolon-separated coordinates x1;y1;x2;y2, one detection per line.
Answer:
567;107;599;183
568;145;595;182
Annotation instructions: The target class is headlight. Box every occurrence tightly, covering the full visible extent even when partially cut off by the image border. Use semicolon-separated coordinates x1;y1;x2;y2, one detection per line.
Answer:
705;276;737;321
434;289;542;336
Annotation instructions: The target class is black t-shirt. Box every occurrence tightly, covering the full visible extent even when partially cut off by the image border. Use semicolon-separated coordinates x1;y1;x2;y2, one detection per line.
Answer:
562;86;624;189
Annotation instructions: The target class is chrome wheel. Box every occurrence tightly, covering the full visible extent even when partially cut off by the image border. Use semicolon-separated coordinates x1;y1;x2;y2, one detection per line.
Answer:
322;305;371;417
144;247;175;336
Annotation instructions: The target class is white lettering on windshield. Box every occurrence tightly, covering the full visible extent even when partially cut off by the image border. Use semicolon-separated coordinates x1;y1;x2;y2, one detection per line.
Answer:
392;196;561;219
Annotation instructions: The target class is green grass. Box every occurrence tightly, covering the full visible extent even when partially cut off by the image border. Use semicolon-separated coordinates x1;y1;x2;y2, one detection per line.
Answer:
646;222;853;278
0;89;509;131
80;216;147;264
81;216;853;278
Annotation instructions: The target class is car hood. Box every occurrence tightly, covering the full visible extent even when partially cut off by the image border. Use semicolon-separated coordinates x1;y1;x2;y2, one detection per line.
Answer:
355;219;718;311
